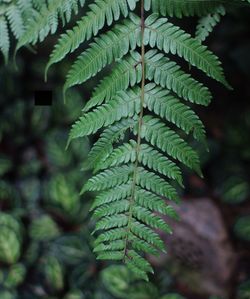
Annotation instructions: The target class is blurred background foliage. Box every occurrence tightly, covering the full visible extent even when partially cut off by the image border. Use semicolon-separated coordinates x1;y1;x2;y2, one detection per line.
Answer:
0;4;250;299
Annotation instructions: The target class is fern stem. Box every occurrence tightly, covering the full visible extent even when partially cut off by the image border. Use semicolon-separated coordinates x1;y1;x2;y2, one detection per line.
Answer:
123;0;146;260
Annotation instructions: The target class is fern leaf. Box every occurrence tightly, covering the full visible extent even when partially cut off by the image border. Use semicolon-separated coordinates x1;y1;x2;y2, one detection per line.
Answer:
83;53;142;112
94;228;127;245
145;50;213;105
144;83;206;142
129;235;159;255
144;14;229;87
16;0;85;50
81;165;133;193
46;0;139;73
90;183;132;210
146;0;224;17
95;214;128;232
63;17;140;94
130;221;165;251
93;200;130;218
84;118;136;171
137;167;179;202
99;140;183;185
97;251;124;261
0;16;9;63
196;5;226;42
140;115;202;175
136;189;179;218
94;240;126;252
69;89;140;140
6;4;24;39
133;206;172;233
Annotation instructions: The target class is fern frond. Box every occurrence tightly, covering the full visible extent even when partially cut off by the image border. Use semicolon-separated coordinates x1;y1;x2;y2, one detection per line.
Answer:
133;206;172;234
137;167;179;202
196;5;226;41
146;0;224;17
6;3;24;39
0;0;33;62
94;228;127;245
145;50;213;105
69;89;140;140
90;183;132;210
83;53;142;112
140;116;202;175
99;140;183;185
46;0;139;72
94;200;130;218
81;165;133;193
17;0;85;50
95;214;128;232
135;189;178;218
144;83;206;142
84;118;136;171
144;13;229;87
130;221;165;251
0;16;9;63
63;16;140;94
33;0;241;280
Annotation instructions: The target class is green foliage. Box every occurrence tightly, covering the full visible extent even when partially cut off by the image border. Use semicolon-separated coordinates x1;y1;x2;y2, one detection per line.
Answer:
45;174;81;217
220;176;250;204
2;0;250;287
0;213;22;264
196;6;226;41
0;0;32;62
160;295;185;299
0;155;12;175
0;0;84;62
17;0;85;49
3;263;26;288
44;256;65;291
19;0;248;280
0;66;193;298
102;265;161;299
234;216;250;241
238;280;250;299
30;215;61;241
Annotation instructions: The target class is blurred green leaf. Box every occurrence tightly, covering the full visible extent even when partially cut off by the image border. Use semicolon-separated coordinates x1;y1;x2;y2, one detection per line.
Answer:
30;215;60;241
4;263;26;288
0;156;12;176
102;265;158;299
46;130;72;169
220;176;249;204
44;256;65;291
49;235;89;265
0;227;21;264
238;280;250;299
0;213;22;264
0;290;16;299
234;216;250;241
160;294;186;299
63;289;84;299
45;174;80;218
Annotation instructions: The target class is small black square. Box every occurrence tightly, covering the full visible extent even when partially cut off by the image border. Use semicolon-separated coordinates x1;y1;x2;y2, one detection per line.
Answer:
34;90;53;106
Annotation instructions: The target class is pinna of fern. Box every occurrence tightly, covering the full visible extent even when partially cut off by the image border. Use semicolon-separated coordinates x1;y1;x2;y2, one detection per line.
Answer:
0;0;32;63
23;0;249;280
0;0;84;63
